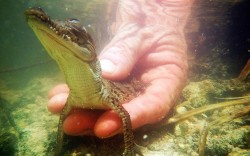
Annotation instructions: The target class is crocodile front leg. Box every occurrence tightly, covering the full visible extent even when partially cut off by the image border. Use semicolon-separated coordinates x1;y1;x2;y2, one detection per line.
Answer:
106;101;142;156
54;102;72;156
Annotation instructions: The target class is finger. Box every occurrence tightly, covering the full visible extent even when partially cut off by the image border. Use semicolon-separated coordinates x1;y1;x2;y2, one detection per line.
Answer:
48;92;68;113
99;25;143;80
99;23;186;81
94;64;186;138
126;79;184;128
63;109;103;136
94;110;123;138
93;80;178;138
129;62;187;127
48;84;69;99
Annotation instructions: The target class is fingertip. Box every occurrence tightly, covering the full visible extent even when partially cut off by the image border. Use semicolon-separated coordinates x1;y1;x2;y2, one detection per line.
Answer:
63;110;101;136
47;93;68;113
48;84;69;99
99;47;135;80
99;59;117;76
94;111;122;138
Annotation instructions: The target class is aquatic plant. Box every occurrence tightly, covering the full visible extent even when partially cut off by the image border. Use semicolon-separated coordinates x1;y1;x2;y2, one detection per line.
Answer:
167;96;250;156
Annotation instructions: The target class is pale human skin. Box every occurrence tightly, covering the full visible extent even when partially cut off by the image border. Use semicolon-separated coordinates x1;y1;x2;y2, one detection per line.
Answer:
48;0;193;138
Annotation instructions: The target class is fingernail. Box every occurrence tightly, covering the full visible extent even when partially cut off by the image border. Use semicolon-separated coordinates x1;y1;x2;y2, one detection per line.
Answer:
105;129;121;138
100;59;116;73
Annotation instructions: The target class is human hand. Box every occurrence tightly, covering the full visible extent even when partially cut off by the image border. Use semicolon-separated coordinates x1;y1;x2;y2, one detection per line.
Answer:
48;0;192;138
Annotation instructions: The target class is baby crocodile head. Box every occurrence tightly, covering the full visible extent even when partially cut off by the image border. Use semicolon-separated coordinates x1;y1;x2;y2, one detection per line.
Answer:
25;7;105;109
25;7;96;62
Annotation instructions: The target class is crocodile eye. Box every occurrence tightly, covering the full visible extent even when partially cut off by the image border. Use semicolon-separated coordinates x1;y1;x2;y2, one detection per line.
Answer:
67;18;81;28
68;19;80;24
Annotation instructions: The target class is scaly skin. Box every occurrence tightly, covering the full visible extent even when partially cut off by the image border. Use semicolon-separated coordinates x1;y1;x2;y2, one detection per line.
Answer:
25;7;144;156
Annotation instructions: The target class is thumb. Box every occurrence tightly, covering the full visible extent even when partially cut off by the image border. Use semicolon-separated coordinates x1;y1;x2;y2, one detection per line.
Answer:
99;31;143;80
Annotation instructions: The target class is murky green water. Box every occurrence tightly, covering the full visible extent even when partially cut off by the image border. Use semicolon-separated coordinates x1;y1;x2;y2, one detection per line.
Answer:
0;0;249;156
0;1;112;155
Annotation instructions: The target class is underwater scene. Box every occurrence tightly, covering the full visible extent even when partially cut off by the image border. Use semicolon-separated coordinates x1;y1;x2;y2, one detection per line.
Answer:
0;0;249;156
